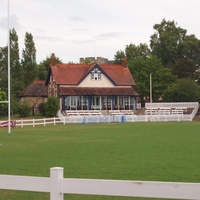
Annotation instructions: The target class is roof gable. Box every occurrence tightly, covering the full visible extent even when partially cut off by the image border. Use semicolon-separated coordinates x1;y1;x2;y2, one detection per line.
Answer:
78;64;116;85
46;63;136;86
19;80;47;97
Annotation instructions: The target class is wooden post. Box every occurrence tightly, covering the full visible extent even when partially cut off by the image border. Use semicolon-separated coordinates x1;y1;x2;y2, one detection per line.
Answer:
50;167;64;200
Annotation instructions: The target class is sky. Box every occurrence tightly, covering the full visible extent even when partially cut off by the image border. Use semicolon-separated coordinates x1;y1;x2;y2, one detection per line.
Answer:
0;0;200;64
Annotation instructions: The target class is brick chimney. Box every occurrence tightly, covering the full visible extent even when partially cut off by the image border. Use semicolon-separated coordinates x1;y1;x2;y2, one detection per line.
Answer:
51;53;56;66
122;55;128;68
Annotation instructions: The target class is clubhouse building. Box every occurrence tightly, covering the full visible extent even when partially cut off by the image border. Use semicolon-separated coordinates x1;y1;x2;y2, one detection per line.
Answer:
45;54;138;111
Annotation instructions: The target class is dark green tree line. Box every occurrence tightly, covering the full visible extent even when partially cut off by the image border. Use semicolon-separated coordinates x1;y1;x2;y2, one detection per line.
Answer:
114;18;200;102
21;32;37;86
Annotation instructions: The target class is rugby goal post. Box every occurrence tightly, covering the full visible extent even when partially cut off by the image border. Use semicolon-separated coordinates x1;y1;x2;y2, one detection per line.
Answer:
0;0;11;134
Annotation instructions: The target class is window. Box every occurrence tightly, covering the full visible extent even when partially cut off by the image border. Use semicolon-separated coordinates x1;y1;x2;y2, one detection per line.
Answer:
91;67;101;80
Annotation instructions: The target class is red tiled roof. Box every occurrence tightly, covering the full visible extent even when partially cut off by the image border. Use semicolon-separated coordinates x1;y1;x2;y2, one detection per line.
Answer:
101;64;136;85
59;87;138;96
51;63;91;85
50;63;135;86
19;80;48;97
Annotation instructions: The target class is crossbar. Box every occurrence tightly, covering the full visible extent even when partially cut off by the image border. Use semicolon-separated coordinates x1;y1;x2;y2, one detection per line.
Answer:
0;101;8;103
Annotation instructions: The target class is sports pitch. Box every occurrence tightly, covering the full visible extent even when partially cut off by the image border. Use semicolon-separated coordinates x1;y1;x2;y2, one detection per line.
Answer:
0;122;200;200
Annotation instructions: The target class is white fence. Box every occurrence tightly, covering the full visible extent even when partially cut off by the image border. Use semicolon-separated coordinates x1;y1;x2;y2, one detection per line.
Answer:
0;167;200;200
145;102;198;109
0;102;198;127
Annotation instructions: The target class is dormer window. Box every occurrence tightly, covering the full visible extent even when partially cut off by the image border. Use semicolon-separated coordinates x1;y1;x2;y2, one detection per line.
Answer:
91;67;101;80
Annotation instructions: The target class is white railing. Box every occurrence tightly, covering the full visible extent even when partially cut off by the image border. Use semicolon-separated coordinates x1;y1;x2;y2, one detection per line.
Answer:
0;102;198;127
0;167;200;200
146;102;199;109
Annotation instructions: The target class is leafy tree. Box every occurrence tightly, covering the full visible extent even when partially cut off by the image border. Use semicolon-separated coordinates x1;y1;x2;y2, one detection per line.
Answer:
114;50;125;64
128;56;175;100
172;58;196;79
125;43;151;60
163;79;200;102
178;34;200;65
0;87;7;115
38;103;45;116
44;96;59;117
36;54;62;80
21;32;37;86
10;29;23;81
0;29;24;113
150;19;187;67
10;29;25;98
17;102;31;117
114;43;151;64
0;46;8;93
0;87;7;101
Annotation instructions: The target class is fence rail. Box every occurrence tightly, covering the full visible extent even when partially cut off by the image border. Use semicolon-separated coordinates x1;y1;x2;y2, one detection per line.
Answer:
0;102;198;127
0;167;200;200
145;102;198;108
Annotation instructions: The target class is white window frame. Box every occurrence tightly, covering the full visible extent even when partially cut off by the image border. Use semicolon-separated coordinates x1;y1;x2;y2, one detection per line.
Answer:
91;68;101;81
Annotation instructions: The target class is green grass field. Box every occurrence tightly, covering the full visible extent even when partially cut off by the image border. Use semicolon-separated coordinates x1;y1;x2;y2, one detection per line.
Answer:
0;122;200;200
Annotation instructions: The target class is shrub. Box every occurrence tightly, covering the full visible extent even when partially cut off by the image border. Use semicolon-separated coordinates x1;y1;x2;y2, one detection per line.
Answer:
44;96;59;117
38;103;45;116
17;103;31;117
163;79;200;102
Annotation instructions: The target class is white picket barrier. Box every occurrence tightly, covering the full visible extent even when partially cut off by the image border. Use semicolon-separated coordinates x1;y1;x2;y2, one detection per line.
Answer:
0;167;200;200
0;102;198;127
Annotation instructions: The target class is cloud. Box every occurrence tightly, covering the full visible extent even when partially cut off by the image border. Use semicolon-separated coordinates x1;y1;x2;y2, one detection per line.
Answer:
34;35;65;43
68;16;85;22
0;15;22;31
94;32;124;41
67;39;95;44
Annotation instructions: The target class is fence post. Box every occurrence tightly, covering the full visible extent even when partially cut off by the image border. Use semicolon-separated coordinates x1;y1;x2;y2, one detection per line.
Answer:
21;118;23;128
50;167;64;200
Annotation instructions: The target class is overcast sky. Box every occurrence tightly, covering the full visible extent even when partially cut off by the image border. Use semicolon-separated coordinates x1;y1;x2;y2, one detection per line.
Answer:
0;0;200;63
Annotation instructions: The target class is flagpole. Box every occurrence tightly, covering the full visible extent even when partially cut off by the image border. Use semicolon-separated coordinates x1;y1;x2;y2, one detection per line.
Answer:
8;0;11;134
150;73;152;104
150;73;152;120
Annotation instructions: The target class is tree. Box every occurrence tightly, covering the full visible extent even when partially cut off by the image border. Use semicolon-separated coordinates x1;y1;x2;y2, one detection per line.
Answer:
0;46;8;93
44;96;59;117
114;43;151;64
163;79;200;102
21;32;37;86
125;43;151;60
128;56;175;100
114;50;125;64
36;54;62;80
114;42;175;100
150;19;187;67
10;29;23;80
38;102;45;116
0;87;7;115
17;102;31;117
178;34;200;65
0;29;24;103
172;58;196;79
10;29;25;98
